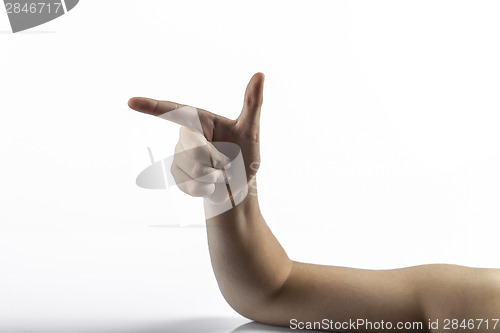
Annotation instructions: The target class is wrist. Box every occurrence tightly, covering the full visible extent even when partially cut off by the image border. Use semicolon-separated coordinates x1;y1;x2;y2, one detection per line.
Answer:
204;176;260;220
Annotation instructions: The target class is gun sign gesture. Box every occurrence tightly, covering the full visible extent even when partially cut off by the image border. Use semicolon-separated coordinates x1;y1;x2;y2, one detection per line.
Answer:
129;73;265;217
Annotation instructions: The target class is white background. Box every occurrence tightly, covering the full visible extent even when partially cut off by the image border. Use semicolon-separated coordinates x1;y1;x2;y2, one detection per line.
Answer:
1;1;500;332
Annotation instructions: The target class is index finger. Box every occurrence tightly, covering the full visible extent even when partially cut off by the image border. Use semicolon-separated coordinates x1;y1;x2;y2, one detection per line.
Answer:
128;97;207;134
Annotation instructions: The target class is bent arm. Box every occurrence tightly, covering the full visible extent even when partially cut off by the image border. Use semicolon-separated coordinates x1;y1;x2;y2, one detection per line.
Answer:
128;73;499;331
205;181;293;319
205;183;500;331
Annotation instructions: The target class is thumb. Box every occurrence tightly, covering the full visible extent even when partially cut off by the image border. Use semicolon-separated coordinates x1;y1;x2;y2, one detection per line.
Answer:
236;72;265;132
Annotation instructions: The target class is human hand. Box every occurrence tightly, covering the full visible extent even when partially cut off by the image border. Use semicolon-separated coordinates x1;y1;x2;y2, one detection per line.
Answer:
128;73;265;206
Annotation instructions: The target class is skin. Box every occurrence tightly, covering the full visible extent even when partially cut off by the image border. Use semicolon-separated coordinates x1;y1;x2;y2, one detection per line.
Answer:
129;73;500;332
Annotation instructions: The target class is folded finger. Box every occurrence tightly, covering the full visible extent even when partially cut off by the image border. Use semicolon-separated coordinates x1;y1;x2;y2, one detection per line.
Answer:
179;127;231;168
173;151;227;183
170;164;216;197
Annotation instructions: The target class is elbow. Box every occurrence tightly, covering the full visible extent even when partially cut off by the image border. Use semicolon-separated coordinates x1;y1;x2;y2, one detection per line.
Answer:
219;262;295;325
218;288;273;322
223;296;279;325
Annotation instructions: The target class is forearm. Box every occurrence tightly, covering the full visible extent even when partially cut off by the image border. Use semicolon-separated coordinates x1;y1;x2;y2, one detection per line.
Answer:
204;180;293;320
204;184;425;329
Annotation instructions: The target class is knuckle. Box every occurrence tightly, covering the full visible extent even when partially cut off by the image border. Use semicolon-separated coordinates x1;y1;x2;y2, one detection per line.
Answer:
179;126;188;137
170;164;182;183
177;182;190;195
191;163;204;178
207;170;219;183
186;181;199;196
174;141;182;152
